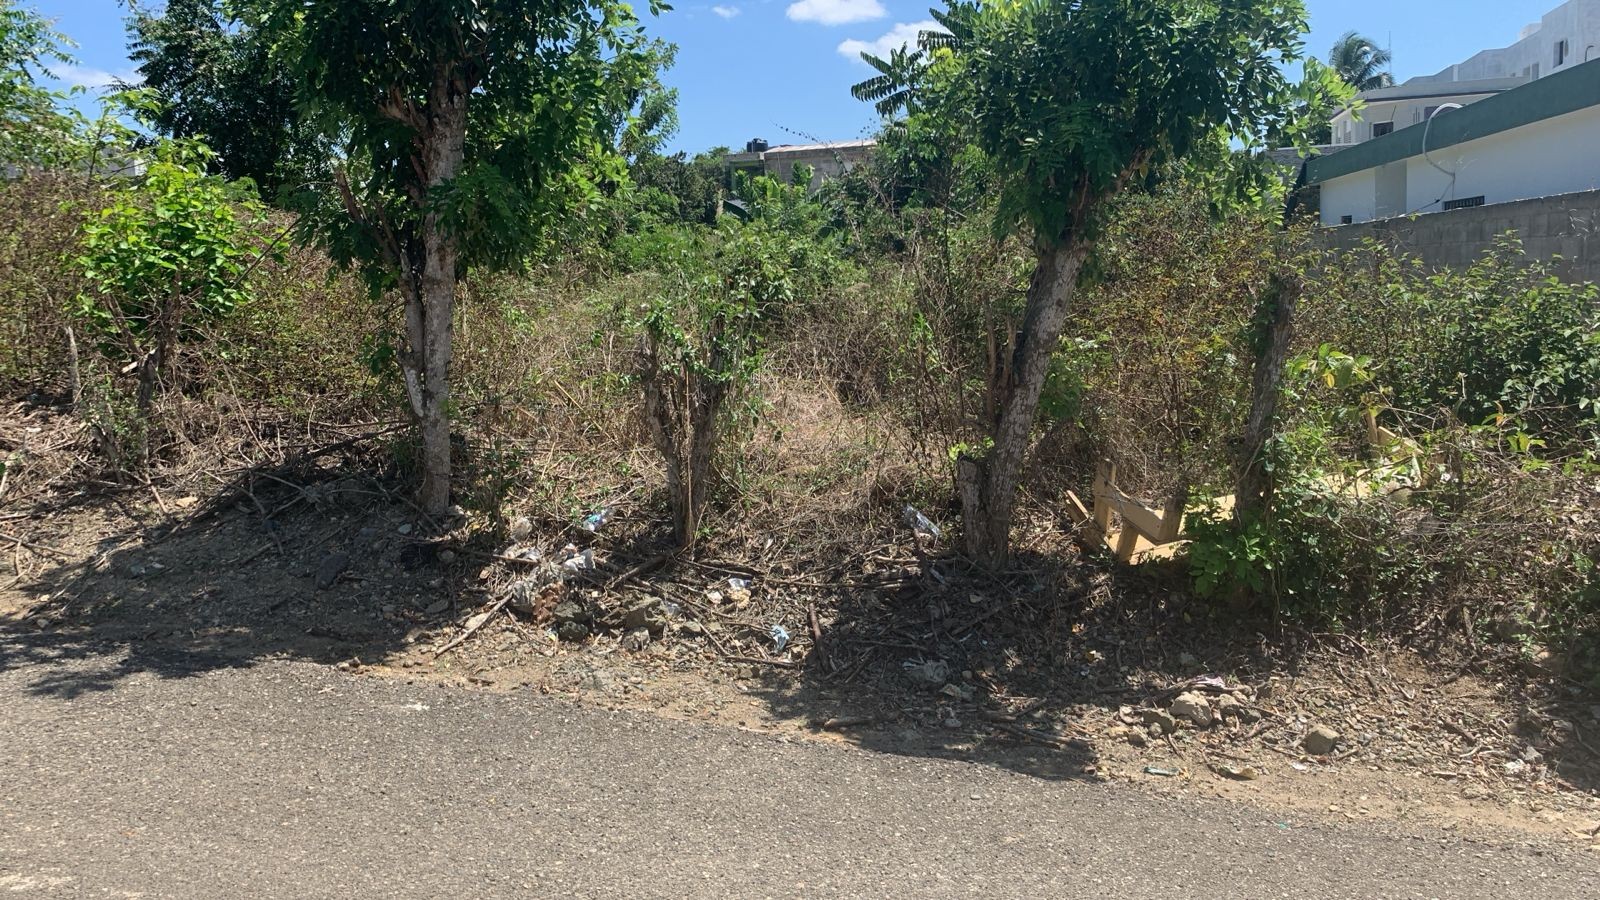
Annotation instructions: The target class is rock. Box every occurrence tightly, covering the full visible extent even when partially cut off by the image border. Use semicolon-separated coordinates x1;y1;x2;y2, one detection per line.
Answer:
556;621;590;643
396;523;413;536
904;659;949;689
509;516;533;541
621;628;651;652
1525;646;1566;676
1303;724;1341;755
1141;708;1177;734
314;553;350;590
553;599;589;625
623;600;668;636
1170;691;1214;728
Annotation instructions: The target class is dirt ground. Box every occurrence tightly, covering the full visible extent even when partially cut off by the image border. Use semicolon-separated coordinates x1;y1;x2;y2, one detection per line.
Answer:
3;409;1600;854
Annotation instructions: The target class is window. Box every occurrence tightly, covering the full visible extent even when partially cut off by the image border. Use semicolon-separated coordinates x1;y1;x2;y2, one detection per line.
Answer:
1371;122;1394;137
1443;196;1486;211
1339;215;1354;225
1556;39;1569;67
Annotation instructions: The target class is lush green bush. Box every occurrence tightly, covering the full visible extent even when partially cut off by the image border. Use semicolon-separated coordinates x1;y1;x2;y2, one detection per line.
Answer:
1307;236;1600;445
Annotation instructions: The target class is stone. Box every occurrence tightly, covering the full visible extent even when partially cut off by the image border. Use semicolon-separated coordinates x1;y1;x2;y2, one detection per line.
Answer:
314;553;350;590
1170;691;1214;728
553;599;589;625
904;659;950;689
1214;694;1242;719
621;628;651;652
1525;647;1566;676
396;523;413;536
556;620;590;643
623;600;668;636
1303;724;1341;755
1141;708;1177;734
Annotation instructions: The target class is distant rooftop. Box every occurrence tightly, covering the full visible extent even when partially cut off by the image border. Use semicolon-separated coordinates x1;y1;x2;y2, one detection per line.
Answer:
1358;76;1531;102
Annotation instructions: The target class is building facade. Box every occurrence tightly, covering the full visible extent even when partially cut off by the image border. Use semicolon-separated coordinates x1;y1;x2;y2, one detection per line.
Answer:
1311;59;1600;226
725;138;875;192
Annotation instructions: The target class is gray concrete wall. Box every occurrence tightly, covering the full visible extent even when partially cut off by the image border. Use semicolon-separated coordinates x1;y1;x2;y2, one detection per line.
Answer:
1319;189;1600;284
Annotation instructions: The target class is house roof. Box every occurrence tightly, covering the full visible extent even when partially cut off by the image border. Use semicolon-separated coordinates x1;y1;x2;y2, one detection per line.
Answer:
1307;58;1600;185
761;139;876;155
1350;75;1529;103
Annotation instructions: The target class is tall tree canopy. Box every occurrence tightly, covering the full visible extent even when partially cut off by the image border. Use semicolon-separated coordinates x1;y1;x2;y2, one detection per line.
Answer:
128;0;323;195
1329;30;1394;92
0;0;79;167
247;0;660;514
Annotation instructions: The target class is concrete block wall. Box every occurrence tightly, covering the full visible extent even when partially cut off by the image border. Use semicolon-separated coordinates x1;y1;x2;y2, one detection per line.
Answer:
1318;189;1600;284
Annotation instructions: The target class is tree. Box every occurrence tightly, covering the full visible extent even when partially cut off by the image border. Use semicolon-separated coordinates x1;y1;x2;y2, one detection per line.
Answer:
248;0;657;515
943;0;1333;566
0;0;80;167
1328;31;1394;92
850;46;927;119
128;0;323;196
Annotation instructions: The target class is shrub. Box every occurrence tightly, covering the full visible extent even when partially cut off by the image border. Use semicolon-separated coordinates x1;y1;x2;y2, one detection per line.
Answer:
633;219;842;547
74;141;265;417
1306;236;1600;445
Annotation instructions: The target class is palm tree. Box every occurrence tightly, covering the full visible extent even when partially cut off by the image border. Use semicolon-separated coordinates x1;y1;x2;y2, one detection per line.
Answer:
850;45;926;119
1329;31;1395;91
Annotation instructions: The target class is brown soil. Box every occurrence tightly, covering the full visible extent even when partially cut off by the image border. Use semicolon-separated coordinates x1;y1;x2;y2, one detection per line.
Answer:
3;405;1599;853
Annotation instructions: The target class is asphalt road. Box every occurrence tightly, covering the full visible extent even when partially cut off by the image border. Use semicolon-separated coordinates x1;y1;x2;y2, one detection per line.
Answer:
1;633;1595;899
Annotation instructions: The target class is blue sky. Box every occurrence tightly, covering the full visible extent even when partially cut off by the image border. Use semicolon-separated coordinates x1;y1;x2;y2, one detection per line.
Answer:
26;0;1569;155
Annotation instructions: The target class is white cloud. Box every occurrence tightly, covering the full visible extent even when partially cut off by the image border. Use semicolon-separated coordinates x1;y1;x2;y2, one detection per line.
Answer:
53;64;141;89
711;4;741;18
837;20;941;62
786;0;885;26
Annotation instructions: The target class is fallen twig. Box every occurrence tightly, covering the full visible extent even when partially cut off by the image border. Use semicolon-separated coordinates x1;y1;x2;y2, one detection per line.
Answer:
435;595;510;658
0;531;72;559
724;654;798;670
817;715;873;731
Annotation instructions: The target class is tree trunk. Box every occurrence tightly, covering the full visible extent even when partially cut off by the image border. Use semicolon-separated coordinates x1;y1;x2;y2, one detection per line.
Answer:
1234;274;1300;523
957;239;1090;567
408;71;468;517
638;333;724;551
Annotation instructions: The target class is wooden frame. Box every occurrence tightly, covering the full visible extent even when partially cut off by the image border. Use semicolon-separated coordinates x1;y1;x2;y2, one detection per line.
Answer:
1066;460;1189;564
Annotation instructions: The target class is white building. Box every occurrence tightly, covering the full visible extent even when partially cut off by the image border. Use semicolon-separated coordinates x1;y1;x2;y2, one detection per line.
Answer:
1326;0;1600;149
1311;1;1600;226
1312;60;1600;225
1412;0;1600;83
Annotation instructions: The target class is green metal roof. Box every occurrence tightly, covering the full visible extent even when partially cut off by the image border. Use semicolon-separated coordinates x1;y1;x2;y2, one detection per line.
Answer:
1306;58;1600;185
